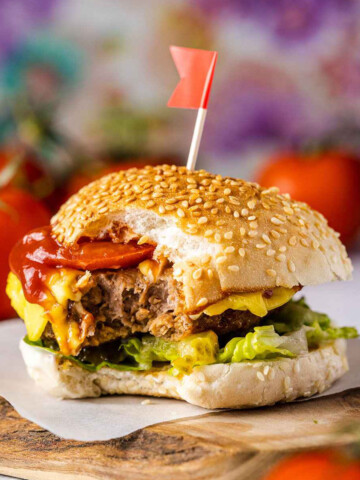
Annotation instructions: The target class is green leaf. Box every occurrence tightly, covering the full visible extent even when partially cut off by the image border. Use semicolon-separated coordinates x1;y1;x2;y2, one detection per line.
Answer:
218;325;297;363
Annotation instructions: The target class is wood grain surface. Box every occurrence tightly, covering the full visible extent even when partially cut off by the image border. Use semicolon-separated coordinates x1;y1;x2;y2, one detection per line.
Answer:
1;390;360;480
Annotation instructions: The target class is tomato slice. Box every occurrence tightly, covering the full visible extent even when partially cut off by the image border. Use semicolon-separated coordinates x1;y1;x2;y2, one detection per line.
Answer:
43;240;155;270
10;226;155;272
9;226;156;307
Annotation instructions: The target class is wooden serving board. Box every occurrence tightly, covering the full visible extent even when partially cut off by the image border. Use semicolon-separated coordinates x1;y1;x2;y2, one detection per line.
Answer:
1;390;360;480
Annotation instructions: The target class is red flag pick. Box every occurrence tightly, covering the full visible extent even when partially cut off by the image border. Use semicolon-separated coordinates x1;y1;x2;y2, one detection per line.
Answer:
168;46;218;170
168;46;218;110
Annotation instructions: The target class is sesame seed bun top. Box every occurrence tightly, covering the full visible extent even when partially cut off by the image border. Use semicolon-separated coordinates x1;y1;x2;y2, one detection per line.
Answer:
51;164;352;313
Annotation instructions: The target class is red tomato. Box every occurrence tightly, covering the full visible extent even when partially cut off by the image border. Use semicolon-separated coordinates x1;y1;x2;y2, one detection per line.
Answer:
256;150;360;245
0;149;53;200
0;188;51;319
264;450;360;480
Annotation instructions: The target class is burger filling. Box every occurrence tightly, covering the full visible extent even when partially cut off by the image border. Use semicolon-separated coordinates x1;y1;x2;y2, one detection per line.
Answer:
7;228;358;377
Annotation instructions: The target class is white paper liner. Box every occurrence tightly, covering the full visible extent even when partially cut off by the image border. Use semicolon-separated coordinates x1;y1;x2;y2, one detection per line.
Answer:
0;319;359;441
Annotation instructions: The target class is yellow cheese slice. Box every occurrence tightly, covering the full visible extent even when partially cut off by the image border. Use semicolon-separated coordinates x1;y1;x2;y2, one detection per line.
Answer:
203;287;296;318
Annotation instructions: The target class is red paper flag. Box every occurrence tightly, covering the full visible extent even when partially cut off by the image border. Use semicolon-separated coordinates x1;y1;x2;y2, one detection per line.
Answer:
168;46;218;110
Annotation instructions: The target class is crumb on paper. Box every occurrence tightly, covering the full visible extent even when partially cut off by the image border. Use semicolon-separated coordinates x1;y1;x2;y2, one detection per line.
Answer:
313;419;318;424
141;399;153;405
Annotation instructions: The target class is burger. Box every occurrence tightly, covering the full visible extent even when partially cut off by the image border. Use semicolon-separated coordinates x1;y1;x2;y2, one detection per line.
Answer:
6;165;357;408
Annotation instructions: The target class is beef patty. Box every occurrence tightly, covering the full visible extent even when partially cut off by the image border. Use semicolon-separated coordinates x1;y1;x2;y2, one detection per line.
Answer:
42;266;262;349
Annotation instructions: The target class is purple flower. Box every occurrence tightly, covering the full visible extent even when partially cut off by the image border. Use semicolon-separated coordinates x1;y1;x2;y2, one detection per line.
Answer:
203;67;326;153
193;0;356;42
0;0;58;61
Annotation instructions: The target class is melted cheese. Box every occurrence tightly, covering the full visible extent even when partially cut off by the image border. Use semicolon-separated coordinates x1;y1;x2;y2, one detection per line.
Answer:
203;287;296;317
7;270;84;355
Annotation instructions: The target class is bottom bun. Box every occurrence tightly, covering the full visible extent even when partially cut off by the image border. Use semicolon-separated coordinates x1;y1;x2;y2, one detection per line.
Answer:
20;339;348;409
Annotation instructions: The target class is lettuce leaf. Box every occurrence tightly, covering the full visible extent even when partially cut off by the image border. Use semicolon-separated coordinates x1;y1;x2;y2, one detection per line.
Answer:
23;336;143;372
120;331;218;374
218;325;304;363
266;297;358;346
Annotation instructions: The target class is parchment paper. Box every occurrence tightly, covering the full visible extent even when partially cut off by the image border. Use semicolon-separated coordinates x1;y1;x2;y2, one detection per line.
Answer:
0;319;359;441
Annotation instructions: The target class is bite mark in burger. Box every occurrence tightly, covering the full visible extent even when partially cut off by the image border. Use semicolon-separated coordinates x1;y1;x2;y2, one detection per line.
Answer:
6;165;357;408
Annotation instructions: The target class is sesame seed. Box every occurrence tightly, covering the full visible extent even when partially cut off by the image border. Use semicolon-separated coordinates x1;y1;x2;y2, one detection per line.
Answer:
228;265;240;272
201;254;211;265
270;230;281;239
300;238;309;247
271;217;283;225
256;243;266;249
276;254;286;262
229;196;240;205
187;177;197;184
211;208;219;215
287;260;296;273
241;208;249;216
215;233;222;242
249;221;258;229
248;230;258;237
204;229;214;237
233;211;240;218
216;198;225;204
248;215;256;221
263;365;270;376
224;231;233;240
262;186;279;195
267;249;276;256
138;235;150;245
312;239;320;249
193;268;203;280
181;200;189;208
240;227;246;236
257;372;265;382
262;234;271;244
216;256;227;264
266;269;276;277
225;246;235;254
198;216;208;224
207;269;214;279
279;246;287;252
247;199;256;209
288;236;297;246
224;188;231;195
177;208;185;218
284;206;294;215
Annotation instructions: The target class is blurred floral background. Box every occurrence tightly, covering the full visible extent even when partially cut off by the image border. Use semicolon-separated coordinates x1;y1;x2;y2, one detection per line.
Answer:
1;0;360;318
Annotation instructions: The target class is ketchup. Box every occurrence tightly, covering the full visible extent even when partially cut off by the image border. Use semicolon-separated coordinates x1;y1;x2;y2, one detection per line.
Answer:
9;226;155;308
